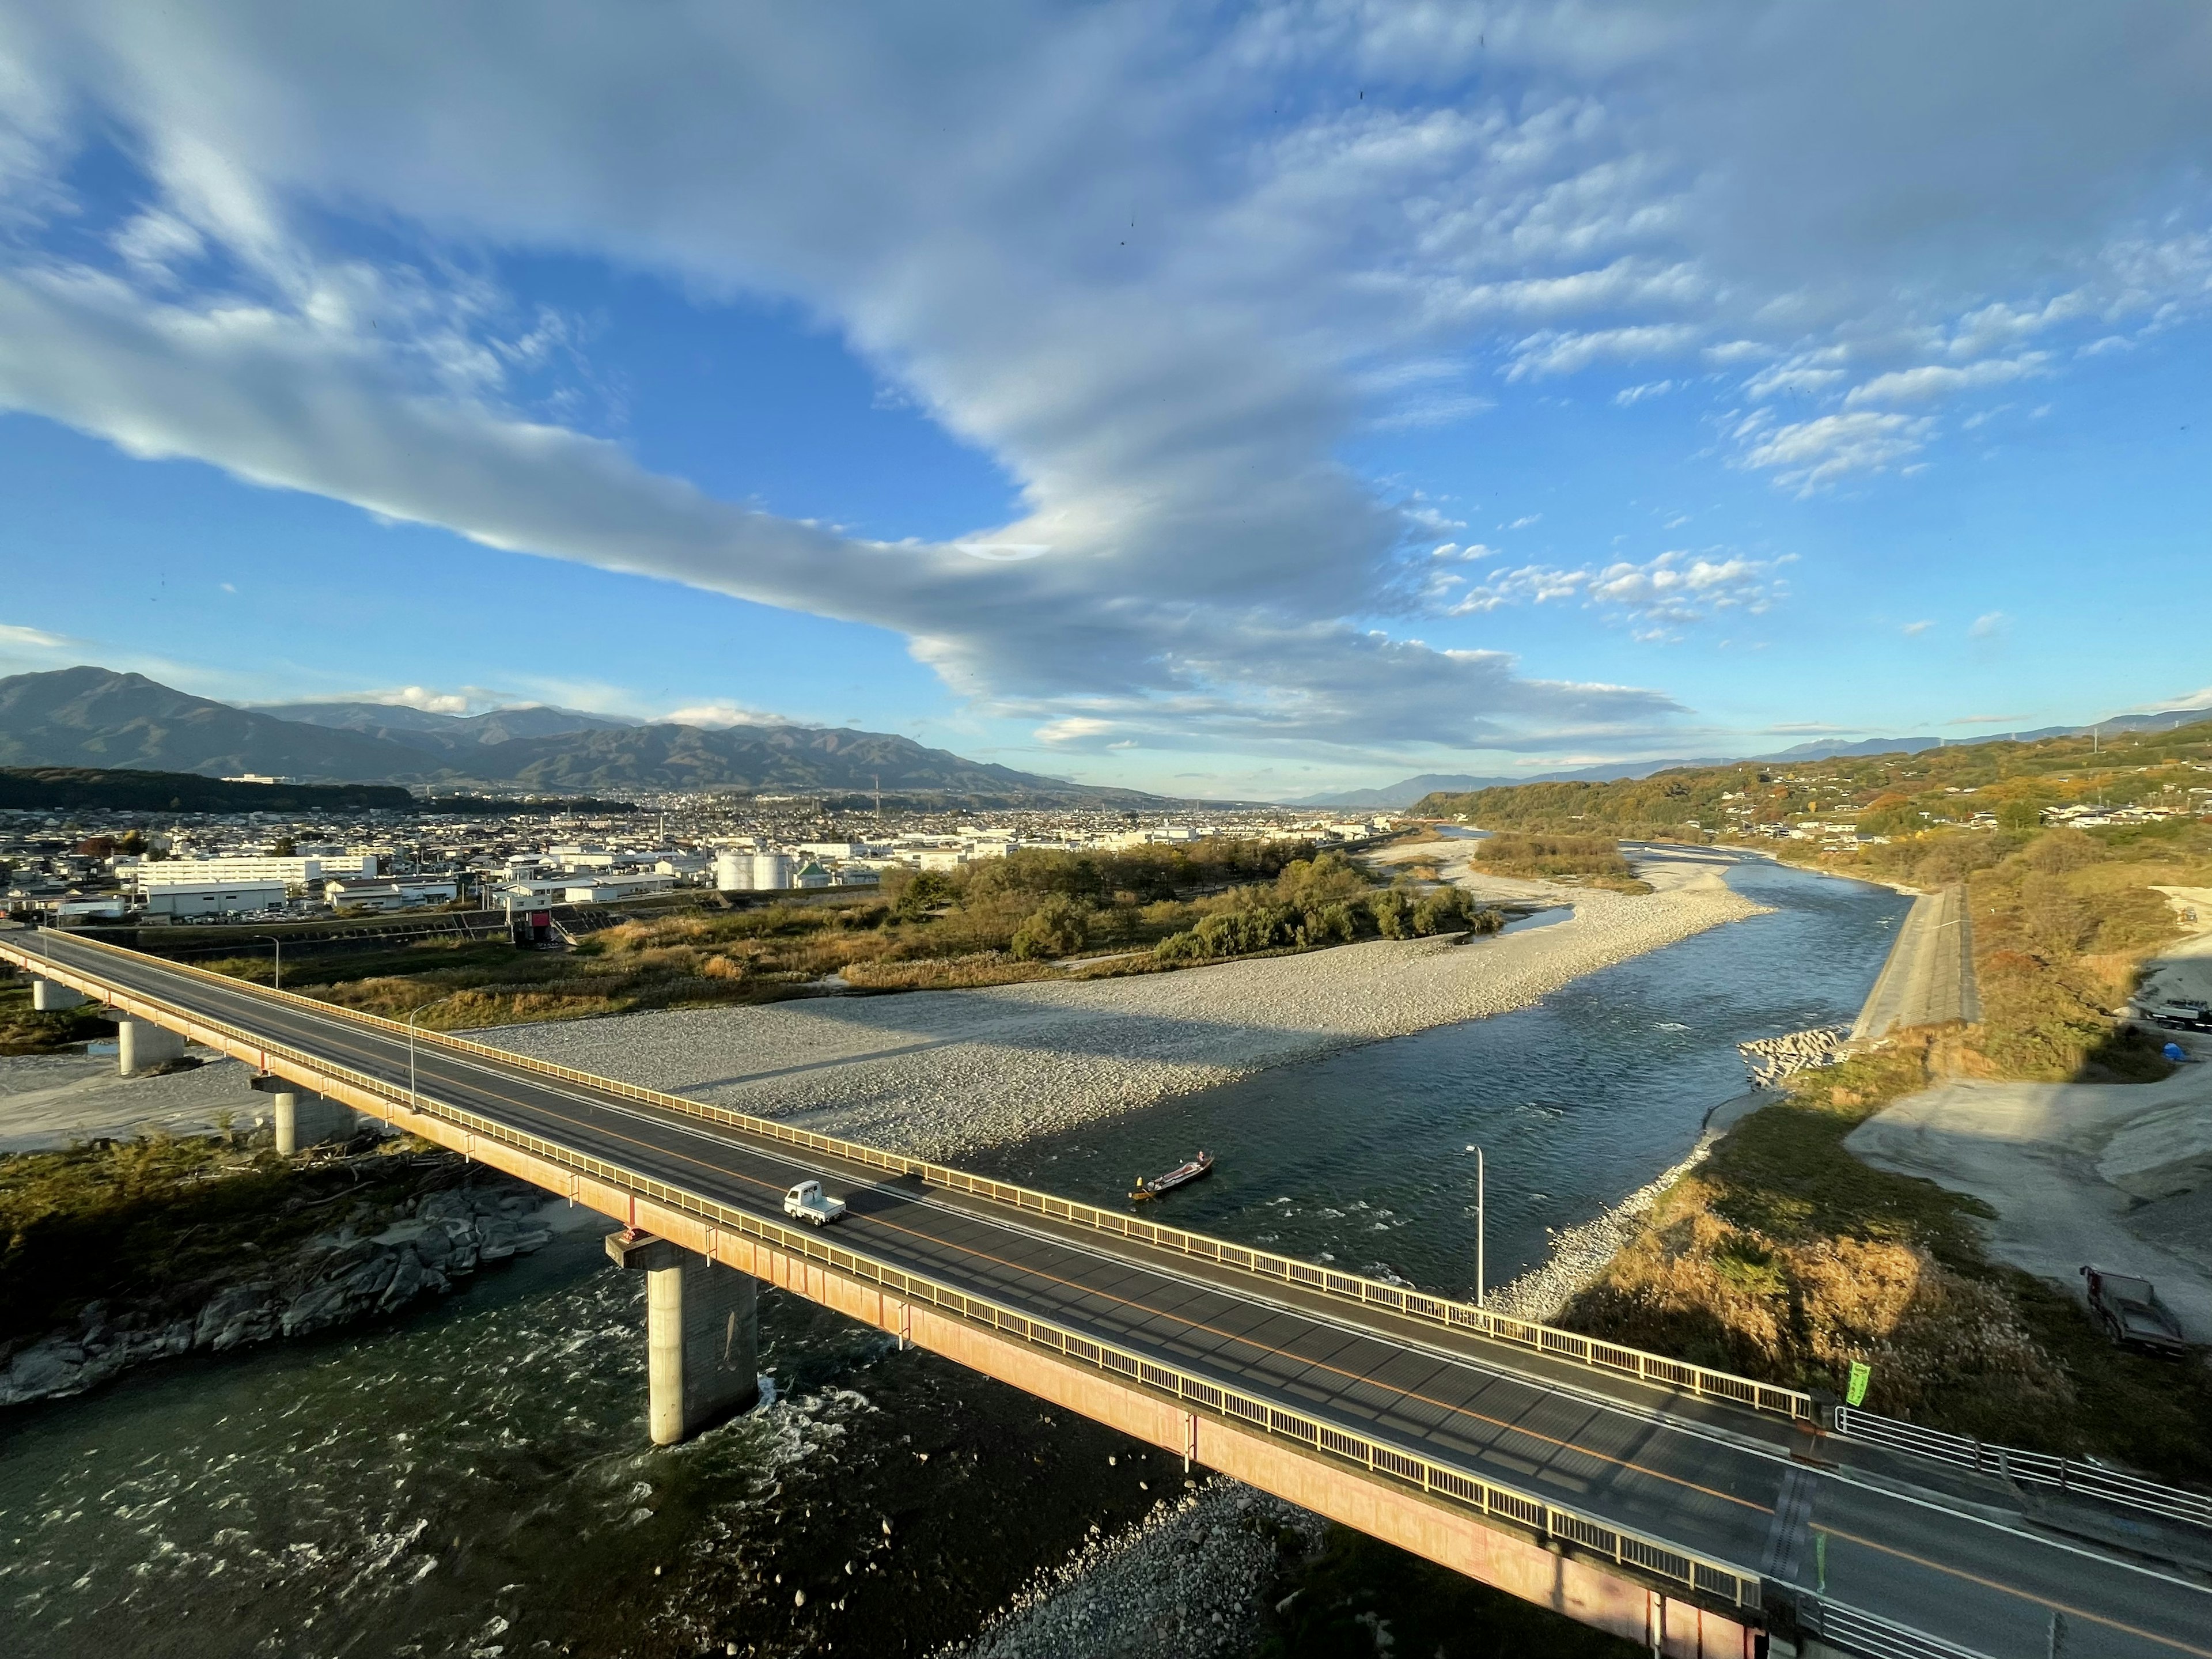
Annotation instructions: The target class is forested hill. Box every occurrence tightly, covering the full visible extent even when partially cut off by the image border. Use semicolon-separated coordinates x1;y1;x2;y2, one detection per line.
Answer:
1413;717;2212;838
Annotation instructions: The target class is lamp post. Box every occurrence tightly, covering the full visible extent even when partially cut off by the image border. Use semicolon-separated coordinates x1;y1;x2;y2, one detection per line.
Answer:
407;994;459;1111
254;934;283;992
1476;1146;1487;1308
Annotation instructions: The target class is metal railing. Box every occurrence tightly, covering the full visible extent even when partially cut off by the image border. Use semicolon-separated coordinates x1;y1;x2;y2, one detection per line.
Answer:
1804;1597;1992;1659
0;932;1762;1612
5;929;1811;1422
1835;1407;2212;1530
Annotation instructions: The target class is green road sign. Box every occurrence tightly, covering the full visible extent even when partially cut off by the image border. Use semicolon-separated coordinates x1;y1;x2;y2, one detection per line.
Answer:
1846;1361;1872;1407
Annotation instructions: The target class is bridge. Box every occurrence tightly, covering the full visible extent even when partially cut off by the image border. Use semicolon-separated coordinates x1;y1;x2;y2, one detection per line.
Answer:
6;927;2209;1659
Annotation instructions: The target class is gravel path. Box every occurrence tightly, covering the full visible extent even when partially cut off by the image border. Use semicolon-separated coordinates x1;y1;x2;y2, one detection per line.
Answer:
477;856;1767;1161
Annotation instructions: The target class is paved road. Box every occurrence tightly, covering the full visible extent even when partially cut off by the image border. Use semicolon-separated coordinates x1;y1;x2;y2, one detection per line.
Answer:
1853;884;1982;1040
9;931;2210;1659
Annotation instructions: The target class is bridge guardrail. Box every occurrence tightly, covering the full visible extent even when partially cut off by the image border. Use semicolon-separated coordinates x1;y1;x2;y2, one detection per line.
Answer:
1835;1406;2212;1531
0;932;1764;1615
1802;1596;1993;1659
7;930;1812;1423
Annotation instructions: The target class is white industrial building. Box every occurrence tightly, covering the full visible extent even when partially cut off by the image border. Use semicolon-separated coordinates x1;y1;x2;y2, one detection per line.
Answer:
138;853;377;890
140;879;288;917
323;875;462;911
561;873;676;903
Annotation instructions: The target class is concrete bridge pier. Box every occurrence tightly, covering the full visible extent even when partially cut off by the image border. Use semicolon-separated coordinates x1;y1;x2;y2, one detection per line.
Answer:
30;978;88;1012
607;1231;759;1444
118;1019;187;1075
272;1091;357;1155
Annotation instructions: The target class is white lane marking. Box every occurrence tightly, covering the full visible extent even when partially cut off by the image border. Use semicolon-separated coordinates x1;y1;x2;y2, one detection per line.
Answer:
43;945;2212;1603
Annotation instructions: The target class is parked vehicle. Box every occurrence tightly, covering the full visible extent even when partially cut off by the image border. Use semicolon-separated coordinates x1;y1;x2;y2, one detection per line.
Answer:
2147;999;2212;1032
783;1179;848;1227
2081;1266;2187;1354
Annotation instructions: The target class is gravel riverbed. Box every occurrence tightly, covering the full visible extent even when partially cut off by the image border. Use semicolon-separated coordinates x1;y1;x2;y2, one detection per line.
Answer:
944;1478;1326;1659
477;861;1767;1161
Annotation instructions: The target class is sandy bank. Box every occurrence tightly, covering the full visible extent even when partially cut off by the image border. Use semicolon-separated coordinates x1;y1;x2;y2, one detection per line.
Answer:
478;847;1769;1160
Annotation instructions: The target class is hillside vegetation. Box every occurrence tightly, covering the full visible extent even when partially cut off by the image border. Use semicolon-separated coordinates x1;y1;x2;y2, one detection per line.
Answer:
1556;813;2212;1477
1414;716;2212;839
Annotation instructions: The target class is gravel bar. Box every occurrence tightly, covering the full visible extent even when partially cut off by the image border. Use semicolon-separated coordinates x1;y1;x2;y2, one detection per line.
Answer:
476;861;1767;1162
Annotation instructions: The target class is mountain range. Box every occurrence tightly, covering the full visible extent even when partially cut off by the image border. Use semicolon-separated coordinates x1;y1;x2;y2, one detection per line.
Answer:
0;668;1164;805
1297;713;2212;810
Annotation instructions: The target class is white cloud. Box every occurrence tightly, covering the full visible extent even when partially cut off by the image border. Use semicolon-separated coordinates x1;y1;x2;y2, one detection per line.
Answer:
1508;324;1703;380
1844;355;2046;407
661;701;789;729
365;685;473;714
1737;410;1937;491
0;3;2203;754
1969;611;2010;639
1614;380;1673;406
1036;716;1116;746
1901;619;1933;635
1446;549;1787;630
0;621;70;653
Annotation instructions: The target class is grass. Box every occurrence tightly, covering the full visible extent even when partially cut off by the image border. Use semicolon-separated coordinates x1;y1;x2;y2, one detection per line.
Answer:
1559;1035;2212;1485
0;977;115;1055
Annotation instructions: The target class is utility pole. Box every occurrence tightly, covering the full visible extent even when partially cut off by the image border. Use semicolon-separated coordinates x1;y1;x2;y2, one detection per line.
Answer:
1476;1146;1487;1308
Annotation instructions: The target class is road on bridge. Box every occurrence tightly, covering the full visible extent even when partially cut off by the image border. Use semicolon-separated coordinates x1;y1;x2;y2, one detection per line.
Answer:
7;930;2209;1659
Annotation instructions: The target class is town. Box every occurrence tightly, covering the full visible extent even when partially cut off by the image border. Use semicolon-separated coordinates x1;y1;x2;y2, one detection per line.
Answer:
2;794;1402;929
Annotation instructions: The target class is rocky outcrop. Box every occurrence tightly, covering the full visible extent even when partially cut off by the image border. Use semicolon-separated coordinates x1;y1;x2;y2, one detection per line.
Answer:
0;1182;554;1407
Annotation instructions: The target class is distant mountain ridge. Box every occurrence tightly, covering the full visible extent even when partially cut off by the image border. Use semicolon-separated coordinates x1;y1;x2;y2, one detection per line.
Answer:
1297;710;2212;809
256;700;639;749
0;668;1165;804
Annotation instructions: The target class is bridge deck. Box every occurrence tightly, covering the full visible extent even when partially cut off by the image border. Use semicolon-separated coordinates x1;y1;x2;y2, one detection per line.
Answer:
7;930;2208;1659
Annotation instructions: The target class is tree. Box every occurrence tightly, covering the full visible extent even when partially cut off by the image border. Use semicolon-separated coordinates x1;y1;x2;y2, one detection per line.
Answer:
1010;894;1092;960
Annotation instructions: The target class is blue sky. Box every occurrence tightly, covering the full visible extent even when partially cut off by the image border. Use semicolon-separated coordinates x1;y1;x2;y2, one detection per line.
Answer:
0;3;2206;800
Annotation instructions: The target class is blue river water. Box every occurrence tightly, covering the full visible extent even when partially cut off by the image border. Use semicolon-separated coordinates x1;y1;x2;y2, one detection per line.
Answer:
0;851;1906;1656
963;851;1909;1298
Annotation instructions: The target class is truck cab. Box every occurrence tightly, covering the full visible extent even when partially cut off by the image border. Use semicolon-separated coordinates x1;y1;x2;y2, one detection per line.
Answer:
783;1179;847;1228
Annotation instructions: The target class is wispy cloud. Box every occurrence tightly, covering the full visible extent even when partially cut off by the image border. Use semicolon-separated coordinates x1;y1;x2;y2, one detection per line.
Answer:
1438;549;1790;632
1736;411;1937;493
1969;611;2010;639
0;3;2203;758
1900;620;1933;636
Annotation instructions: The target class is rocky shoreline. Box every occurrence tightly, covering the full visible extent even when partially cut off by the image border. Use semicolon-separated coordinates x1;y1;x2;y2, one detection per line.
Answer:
946;1478;1327;1659
1485;1090;1770;1323
0;1150;559;1408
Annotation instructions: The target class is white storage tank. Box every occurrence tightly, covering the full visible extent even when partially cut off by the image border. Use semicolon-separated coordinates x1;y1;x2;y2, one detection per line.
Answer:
713;850;751;892
751;853;795;891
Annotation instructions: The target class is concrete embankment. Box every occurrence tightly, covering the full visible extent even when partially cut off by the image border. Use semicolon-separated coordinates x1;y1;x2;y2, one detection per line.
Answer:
1853;882;1980;1039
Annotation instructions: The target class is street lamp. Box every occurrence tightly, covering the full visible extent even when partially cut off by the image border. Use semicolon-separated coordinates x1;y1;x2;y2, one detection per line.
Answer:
1476;1145;1486;1308
407;993;460;1110
254;934;283;992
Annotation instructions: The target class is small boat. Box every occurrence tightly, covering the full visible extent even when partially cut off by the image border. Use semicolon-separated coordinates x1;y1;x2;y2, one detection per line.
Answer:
1131;1150;1214;1202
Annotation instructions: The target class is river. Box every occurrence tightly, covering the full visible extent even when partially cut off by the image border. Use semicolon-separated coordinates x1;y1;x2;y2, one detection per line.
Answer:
0;852;1906;1656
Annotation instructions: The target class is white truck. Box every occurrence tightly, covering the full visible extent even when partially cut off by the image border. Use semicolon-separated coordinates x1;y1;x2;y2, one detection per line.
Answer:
782;1179;847;1227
